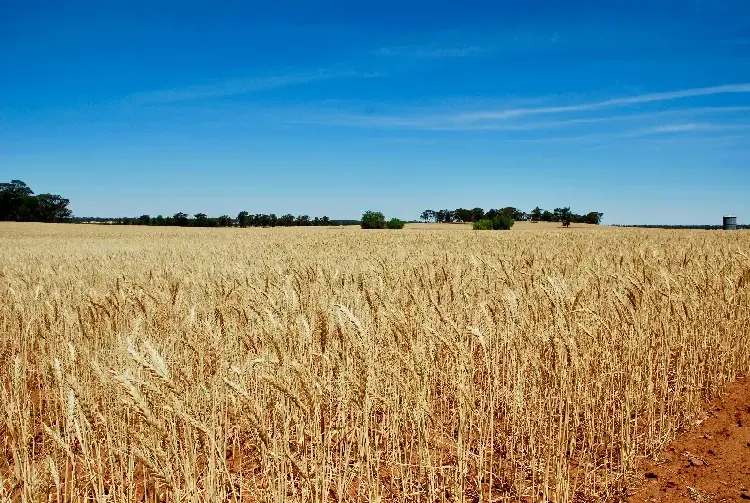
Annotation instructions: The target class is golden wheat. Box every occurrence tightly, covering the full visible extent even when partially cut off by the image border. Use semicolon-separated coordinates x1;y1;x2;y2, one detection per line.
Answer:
1;222;749;502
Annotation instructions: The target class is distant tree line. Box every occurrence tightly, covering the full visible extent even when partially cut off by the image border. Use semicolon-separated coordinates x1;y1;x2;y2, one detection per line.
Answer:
3;179;608;228
419;206;603;225
99;213;358;227
0;180;73;223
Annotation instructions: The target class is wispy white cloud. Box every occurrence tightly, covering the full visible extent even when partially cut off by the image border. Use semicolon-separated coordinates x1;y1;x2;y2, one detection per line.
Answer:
125;69;381;105
502;123;750;144
624;122;750;137
373;44;485;58
458;84;750;121
287;85;750;147
299;105;750;132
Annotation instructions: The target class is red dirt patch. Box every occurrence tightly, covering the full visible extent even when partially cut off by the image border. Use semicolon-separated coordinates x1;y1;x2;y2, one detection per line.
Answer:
627;377;750;503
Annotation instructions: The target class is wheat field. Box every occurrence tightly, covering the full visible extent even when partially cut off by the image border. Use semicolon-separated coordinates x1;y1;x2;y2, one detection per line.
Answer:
1;223;749;503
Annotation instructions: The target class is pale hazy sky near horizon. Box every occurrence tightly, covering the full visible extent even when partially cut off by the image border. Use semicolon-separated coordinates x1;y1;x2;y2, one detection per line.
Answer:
2;0;749;224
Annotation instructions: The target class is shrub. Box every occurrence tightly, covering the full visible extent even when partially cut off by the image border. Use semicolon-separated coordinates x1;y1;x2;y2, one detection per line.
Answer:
386;218;405;230
473;219;494;230
361;211;386;229
492;214;514;230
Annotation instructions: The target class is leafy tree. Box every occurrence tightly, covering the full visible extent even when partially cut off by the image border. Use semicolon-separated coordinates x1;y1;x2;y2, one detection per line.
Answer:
420;210;434;223
553;207;571;222
492;214;514;230
499;207;517;218
0;180;33;197
237;211;250;228
321;216;330;225
194;213;209;226
0;180;32;220
279;214;295;226
530;206;543;221
34;194;72;222
470;208;485;222
386;218;405;229
585;212;604;224
0;180;72;222
138;214;151;225
541;210;553;222
173;212;189;226
361;210;386;229
436;209;453;223
473;219;494;230
453;208;473;223
218;215;233;227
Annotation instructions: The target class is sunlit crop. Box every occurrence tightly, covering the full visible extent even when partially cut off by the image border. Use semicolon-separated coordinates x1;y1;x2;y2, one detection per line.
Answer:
2;223;749;502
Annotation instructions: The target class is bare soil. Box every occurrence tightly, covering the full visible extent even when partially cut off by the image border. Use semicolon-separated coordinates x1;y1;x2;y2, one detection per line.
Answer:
627;377;750;503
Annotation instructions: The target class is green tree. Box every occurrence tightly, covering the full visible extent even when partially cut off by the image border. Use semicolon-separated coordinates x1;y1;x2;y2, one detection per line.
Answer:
173;212;189;226
34;194;72;222
361;210;386;229
473;219;494;230
530;206;543;221
0;180;34;220
492;214;514;230
386;218;405;229
585;212;604;224
237;211;250;228
137;214;151;225
1;181;71;223
470;208;485;222
499;207;517;218
553;207;571;222
193;213;209;226
436;209;453;223
453;208;473;223
218;215;232;227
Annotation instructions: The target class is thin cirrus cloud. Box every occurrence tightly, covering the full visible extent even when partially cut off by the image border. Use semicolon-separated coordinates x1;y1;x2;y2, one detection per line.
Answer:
298;84;750;140
538;123;750;146
625;122;750;137
373;44;486;58
304;106;750;132
458;83;750;121
124;68;381;105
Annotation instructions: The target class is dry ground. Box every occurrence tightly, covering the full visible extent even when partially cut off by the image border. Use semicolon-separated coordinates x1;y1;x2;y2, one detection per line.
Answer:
627;377;750;503
1;222;749;503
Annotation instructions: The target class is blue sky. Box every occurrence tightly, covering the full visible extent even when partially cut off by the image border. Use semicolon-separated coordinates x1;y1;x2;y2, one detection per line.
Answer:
1;0;749;224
